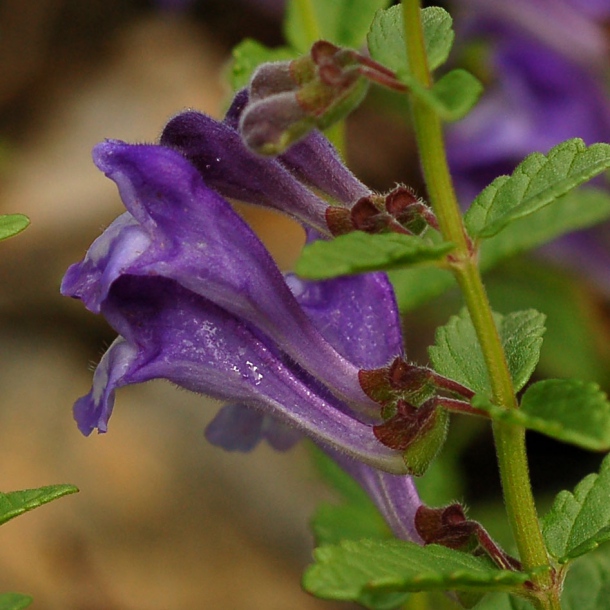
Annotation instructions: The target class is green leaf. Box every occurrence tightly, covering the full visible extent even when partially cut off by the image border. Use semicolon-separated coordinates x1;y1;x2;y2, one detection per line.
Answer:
543;453;610;562
229;39;296;90
367;6;454;74
295;232;454;280
426;69;483;121
393;69;483;122
465;139;610;238
473;379;610;451
522;380;610;451
303;539;531;602
0;594;33;610
0;484;78;526
0;214;29;242
429;309;545;396
285;0;391;52
479;188;610;270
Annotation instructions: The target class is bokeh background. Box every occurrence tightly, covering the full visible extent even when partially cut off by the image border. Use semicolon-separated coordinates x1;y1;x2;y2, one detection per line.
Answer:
0;1;608;609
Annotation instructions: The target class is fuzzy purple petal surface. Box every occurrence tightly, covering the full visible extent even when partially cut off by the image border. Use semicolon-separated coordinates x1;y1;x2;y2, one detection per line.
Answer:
208;269;403;453
159;110;331;233
75;274;405;473
224;90;370;206
76;141;374;413
286;273;403;369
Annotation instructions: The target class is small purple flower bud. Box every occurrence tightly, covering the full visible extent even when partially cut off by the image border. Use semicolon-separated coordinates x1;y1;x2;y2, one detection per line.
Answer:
239;91;315;156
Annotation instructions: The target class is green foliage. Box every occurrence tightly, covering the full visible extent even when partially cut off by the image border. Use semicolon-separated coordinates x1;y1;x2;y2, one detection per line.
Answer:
229;40;296;90
367;6;454;74
429;309;545;396
424;69;483;122
303;539;532;602
284;0;391;52
368;6;481;120
542;454;610;562
465;139;610;239
0;594;33;610
0;484;78;526
0;214;29;242
520;380;610;452
295;232;454;279
473;380;610;452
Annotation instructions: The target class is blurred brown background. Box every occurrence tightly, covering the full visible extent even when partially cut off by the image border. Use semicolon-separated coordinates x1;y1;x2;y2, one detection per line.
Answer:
0;1;375;608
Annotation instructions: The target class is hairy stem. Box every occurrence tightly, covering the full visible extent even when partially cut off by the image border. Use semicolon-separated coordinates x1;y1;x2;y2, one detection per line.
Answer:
401;0;560;606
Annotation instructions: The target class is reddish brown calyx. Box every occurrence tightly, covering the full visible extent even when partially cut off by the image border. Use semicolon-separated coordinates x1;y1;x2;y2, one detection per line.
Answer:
326;186;438;237
415;504;522;572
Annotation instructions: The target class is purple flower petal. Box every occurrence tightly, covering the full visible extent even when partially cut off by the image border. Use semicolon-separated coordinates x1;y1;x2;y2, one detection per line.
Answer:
75;274;406;473
286;272;403;369
224;90;370;206
159;111;331;233
71;141;375;414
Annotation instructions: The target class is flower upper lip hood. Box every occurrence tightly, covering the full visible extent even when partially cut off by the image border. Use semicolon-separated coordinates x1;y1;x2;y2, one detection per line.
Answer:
159;90;371;235
62;138;409;474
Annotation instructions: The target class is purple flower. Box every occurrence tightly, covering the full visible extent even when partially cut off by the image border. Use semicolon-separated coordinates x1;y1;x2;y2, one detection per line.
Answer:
62;138;410;474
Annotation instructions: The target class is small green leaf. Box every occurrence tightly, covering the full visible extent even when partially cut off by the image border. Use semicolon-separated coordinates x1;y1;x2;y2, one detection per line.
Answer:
543;453;610;562
295;232;454;280
367;6;454;75
285;0;391;52
303;539;531;602
427;69;483;121
0;214;29;242
229;39;296;90
522;380;610;452
465;139;610;238
429;309;545;396
0;594;33;610
473;380;610;452
396;69;483;122
0;484;78;526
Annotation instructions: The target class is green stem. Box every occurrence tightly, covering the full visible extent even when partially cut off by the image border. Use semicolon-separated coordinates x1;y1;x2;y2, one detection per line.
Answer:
401;1;560;607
